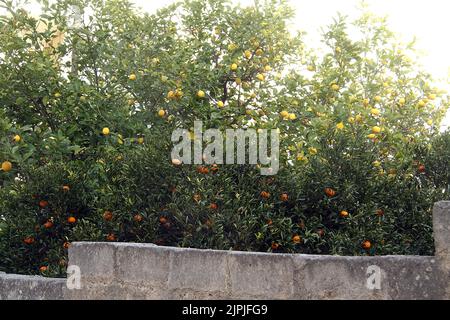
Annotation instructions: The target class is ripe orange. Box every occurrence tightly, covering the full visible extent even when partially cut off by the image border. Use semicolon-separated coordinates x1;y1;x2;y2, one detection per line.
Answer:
267;219;273;226
62;185;70;192
209;203;218;210
193;194;201;202
133;214;143;222
280;193;289;202
197;166;209;174
39;200;49;208
106;233;116;241
159;216;168;224
24;237;35;245
362;240;372;250
418;164;426;173
43;220;53;229
260;191;270;199
39;266;48;272
271;242;280;250
339;210;349;218
67;216;77;224
211;164;219;174
63;242;71;249
292;235;302;244
103;210;113;221
324;188;336;198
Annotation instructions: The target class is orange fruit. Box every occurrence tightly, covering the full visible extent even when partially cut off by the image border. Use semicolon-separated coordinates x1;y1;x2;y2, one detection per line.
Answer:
267;219;273;226
324;188;336;198
62;185;70;192
159;216;168;224
39;266;48;272
271;242;279;250
43;220;53;229
24;237;35;245
362;240;372;250
103;210;113;221
39;200;49;208
106;233;116;241
63;242;71;249
67;216;77;224
133;214;143;222
418;164;426;173
209;203;218;210
193;194;201;202
292;235;302;244
339;210;349;218
260;191;270;199
280;193;289;202
210;164;219;174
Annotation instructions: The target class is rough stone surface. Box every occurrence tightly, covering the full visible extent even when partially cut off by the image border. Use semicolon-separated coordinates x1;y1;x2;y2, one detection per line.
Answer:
1;201;449;300
0;274;65;300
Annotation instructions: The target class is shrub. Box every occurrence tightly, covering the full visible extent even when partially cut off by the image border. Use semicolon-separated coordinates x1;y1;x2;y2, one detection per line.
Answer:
0;0;449;277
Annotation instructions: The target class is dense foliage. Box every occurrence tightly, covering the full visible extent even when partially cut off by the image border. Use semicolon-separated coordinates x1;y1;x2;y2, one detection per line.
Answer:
0;0;449;276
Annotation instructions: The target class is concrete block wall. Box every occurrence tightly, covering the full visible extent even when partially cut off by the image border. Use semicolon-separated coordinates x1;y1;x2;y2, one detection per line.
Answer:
0;201;449;300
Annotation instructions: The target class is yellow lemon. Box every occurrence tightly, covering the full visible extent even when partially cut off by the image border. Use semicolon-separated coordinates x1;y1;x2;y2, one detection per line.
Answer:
1;161;12;172
331;84;340;91
307;65;315;72
54;92;61;98
428;93;436;100
264;65;272;72
308;147;318;155
228;43;237;51
336;122;345;130
374;96;382;103
348;117;355;124
427;119;433;126
363;98;370;106
367;134;376;139
255;48;264;56
371;108;380;116
129;74;137;81
289;113;297;120
256;74;265;81
13;135;21;143
373;161;381;167
158;109;166;117
167;91;175;99
399;98;406;106
137;137;144;144
197;90;206;98
244;50;252;59
235;78;242;85
230;63;238;71
372;126;382;134
217;101;224;108
102;127;110;136
280;111;289;118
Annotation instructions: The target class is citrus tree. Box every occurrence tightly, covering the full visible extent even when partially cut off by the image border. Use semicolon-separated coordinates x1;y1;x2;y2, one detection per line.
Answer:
0;0;449;276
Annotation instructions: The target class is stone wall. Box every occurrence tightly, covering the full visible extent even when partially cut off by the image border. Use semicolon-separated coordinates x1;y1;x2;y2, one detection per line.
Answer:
1;201;449;300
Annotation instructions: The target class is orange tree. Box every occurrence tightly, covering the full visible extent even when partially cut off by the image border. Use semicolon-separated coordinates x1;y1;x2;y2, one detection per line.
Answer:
0;0;449;276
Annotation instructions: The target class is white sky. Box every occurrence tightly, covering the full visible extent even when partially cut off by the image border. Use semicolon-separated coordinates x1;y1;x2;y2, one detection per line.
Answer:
132;0;450;130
